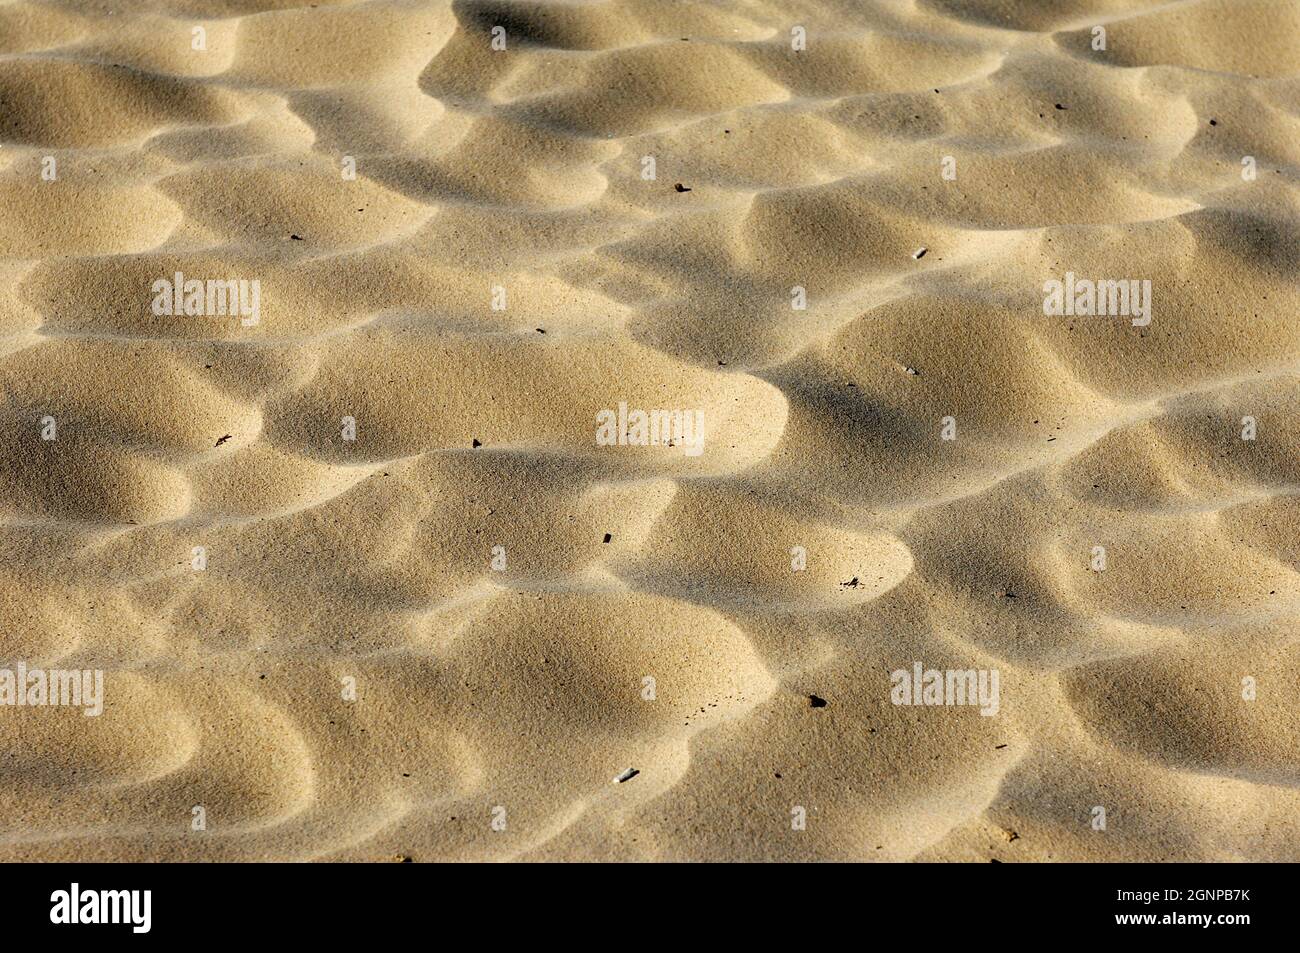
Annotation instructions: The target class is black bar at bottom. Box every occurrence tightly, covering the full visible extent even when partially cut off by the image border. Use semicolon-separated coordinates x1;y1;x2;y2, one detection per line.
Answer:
4;860;1286;940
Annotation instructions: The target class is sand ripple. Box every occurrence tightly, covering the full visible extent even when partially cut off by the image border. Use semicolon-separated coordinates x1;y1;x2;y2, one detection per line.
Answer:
0;0;1295;860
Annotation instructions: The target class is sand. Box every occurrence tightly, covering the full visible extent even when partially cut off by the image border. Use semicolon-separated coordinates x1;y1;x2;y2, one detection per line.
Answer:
0;0;1296;862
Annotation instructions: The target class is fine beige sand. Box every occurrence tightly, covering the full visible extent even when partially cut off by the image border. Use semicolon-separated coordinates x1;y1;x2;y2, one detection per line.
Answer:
0;0;1297;862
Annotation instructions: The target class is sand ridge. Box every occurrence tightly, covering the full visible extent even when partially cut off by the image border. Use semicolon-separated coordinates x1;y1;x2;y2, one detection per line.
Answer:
0;0;1296;861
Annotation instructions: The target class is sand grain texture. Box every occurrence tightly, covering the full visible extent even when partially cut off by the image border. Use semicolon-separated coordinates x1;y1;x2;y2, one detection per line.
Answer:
0;0;1297;861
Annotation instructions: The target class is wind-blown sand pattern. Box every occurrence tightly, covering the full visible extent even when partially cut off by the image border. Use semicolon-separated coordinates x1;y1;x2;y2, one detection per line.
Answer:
0;0;1297;862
